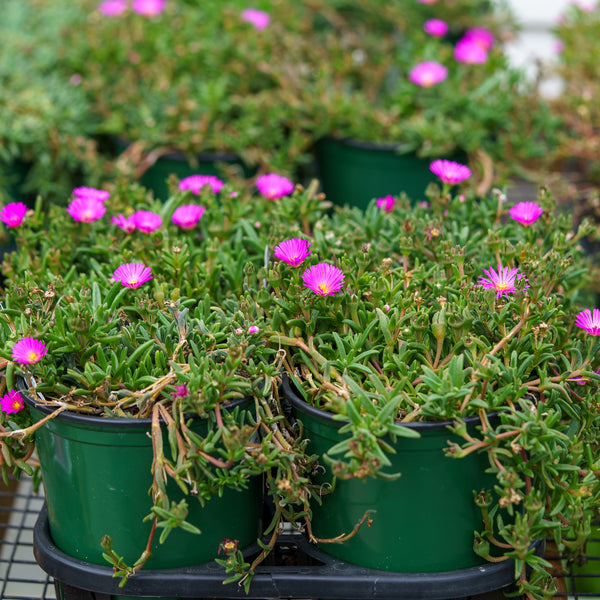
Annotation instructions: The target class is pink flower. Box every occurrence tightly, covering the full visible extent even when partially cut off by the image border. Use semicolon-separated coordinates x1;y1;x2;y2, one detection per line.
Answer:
302;263;345;296
248;325;260;334
178;174;224;195
66;196;106;223
423;19;449;37
171;384;189;400
429;159;472;185
376;195;395;212
98;0;127;16
235;328;244;335
132;0;166;16
132;210;162;233
172;204;206;229
256;174;295;200
241;8;270;30
575;309;600;336
454;38;488;64
113;263;153;289
509;202;543;226
274;238;312;267
0;202;28;228
383;304;391;312
0;390;25;414
11;338;48;364
417;0;438;4
408;61;448;87
463;28;495;51
476;265;529;300
73;186;110;202
111;213;137;233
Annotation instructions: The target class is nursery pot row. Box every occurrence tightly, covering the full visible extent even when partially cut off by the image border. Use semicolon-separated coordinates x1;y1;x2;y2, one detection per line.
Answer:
26;383;502;581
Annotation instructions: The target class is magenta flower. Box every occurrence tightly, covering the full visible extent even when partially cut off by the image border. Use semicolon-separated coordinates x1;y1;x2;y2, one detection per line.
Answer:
463;27;495;51
417;0;438;3
67;196;106;223
429;159;472;185
171;384;189;400
476;265;528;300
509;202;543;226
575;309;600;336
111;213;137;233
423;19;449;37
0;202;28;228
132;210;162;233
73;186;110;202
98;0;127;16
256;174;295;200
454;38;488;64
274;238;312;267
11;338;48;364
172;204;206;229
132;0;166;16
248;325;260;334
241;8;270;30
113;263;153;289
408;61;448;88
178;174;224;195
0;390;25;415
376;195;395;212
302;263;345;296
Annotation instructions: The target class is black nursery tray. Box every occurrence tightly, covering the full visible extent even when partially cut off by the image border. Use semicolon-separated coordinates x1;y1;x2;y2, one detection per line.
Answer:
34;503;533;600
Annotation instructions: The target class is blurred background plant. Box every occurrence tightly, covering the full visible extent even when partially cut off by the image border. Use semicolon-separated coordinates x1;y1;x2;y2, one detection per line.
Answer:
0;0;107;207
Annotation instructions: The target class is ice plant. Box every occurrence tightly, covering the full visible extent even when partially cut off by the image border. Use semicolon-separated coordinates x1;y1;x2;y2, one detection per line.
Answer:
178;174;224;195
132;0;166;16
111;213;137;233
0;202;28;228
408;61;448;88
98;0;127;16
462;27;495;51
113;263;153;289
132;210;162;233
0;390;24;415
509;202;544;226
66;196;106;223
575;308;600;335
429;159;472;185
241;8;270;30
423;19;449;37
302;263;345;296
171;204;206;229
376;195;395;212
476;265;528;300
454;38;488;64
248;325;260;334
11;338;48;364
274;238;312;267
256;174;295;200
73;186;110;202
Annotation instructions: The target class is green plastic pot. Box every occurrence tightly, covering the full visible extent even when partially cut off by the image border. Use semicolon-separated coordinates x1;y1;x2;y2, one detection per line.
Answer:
139;150;251;201
567;525;600;595
285;380;500;572
316;136;463;210
25;394;263;571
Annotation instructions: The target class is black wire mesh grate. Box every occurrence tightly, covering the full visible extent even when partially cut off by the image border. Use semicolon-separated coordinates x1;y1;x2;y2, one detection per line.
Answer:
1;476;599;599
1;477;55;600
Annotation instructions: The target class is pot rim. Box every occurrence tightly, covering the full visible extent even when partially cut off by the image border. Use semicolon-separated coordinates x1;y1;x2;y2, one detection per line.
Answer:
20;386;250;428
282;373;496;431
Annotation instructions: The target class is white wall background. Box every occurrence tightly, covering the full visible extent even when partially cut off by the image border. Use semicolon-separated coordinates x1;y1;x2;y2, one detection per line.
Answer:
501;0;576;96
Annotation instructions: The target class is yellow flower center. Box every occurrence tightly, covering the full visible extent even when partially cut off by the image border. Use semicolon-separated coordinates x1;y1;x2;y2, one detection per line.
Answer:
318;283;330;294
127;277;139;286
28;351;39;362
495;282;510;291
